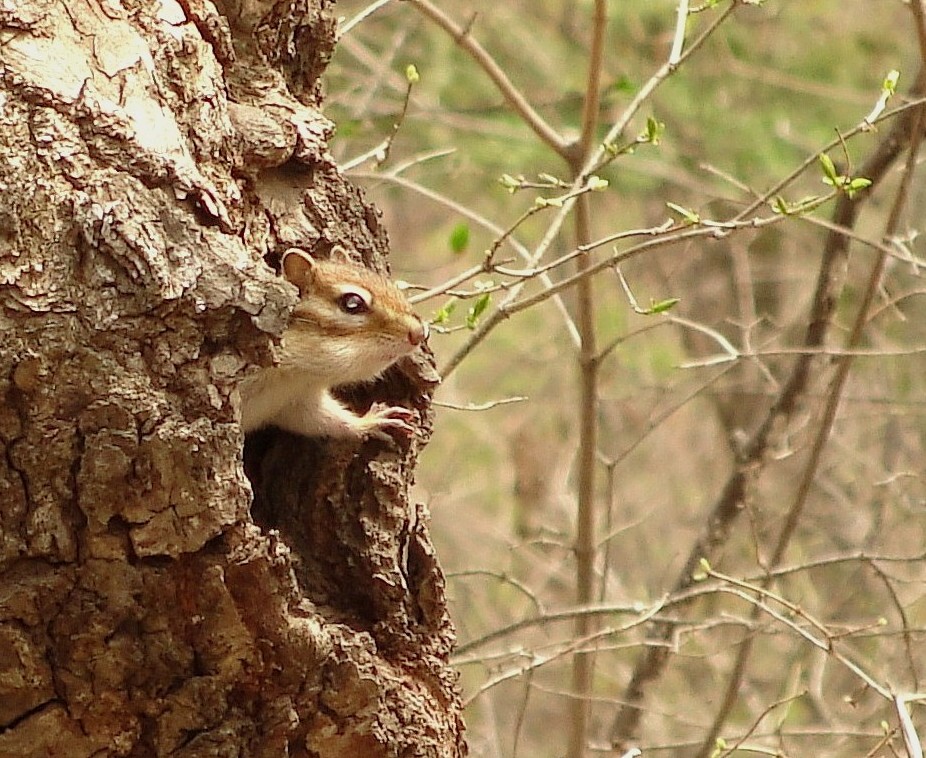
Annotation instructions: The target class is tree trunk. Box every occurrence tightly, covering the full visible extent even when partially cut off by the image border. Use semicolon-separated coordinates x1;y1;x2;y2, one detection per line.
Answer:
0;1;465;756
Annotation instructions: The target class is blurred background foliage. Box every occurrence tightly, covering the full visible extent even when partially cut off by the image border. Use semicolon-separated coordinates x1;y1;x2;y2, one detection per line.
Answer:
326;1;925;755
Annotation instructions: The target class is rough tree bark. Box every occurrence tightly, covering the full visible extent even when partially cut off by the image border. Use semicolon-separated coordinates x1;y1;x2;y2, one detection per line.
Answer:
0;1;465;756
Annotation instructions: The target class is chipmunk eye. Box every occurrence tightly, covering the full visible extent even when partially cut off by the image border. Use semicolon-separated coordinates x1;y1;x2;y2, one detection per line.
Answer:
338;290;370;315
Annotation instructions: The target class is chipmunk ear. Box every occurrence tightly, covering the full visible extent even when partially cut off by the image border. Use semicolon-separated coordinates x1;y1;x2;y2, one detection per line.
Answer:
329;244;355;266
281;248;317;290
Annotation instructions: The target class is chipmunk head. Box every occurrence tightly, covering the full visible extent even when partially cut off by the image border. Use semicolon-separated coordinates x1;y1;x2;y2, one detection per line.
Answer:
279;247;426;384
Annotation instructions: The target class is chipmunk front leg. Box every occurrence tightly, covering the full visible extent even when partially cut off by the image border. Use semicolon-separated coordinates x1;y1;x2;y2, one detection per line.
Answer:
359;402;417;442
274;388;414;442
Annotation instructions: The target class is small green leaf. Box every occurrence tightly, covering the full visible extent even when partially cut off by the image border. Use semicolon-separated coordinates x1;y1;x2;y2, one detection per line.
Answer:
588;175;609;191
466;293;491;329
643;116;665;145
824;172;871;198
819;153;839;184
648;297;680;315
709;738;728;758
499;174;521;192
882;69;900;95
431;299;457;325
449;223;470;254
845;177;872;199
692;558;712;582
666;201;700;224
405;64;420;84
863;69;902;128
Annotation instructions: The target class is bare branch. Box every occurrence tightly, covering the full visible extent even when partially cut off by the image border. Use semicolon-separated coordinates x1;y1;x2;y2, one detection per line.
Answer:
433;396;528;412
668;0;691;66
401;0;570;156
612;65;926;749
350;169;583;345
338;0;395;38
694;45;926;755
575;0;608;159
588;1;738;177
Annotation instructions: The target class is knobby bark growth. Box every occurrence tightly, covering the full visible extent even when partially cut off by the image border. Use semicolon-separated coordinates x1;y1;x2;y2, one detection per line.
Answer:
0;0;464;755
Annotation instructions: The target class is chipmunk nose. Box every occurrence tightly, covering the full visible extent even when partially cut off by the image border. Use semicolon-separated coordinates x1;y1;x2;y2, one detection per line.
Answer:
408;318;427;346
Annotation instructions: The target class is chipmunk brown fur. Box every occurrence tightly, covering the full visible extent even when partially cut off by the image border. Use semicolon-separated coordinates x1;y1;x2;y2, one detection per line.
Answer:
240;247;426;441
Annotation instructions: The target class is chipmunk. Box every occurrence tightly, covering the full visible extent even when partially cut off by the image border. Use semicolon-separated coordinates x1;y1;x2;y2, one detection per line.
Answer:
240;247;427;441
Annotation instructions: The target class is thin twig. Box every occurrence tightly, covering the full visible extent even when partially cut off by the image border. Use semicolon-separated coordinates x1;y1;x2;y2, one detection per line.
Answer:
705;581;892;699
453;547;926;660
463;619;658;707
588;1;737;177
440;89;924;375
612;66;926;749
511;668;534;758
896;694;926;758
719;691;807;758
338;0;395;38
350;169;582;345
433;396;528;412
401;0;569;155
694;46;926;757
443;136;910;376
445;568;544;614
668;0;690;65
442;1;739;378
733;96;926;221
453;598;665;659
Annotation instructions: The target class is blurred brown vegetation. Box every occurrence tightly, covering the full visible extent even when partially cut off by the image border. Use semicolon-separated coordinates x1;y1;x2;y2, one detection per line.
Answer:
327;1;926;755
